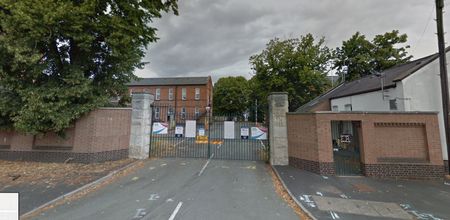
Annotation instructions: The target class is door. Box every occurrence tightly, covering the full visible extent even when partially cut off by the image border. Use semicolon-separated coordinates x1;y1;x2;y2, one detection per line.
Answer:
332;121;362;175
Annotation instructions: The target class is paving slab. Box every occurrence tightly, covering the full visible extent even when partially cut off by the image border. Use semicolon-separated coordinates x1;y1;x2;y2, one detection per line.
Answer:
274;165;450;220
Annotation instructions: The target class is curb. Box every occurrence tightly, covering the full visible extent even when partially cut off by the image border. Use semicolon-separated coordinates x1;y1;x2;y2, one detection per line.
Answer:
271;165;317;220
21;160;141;219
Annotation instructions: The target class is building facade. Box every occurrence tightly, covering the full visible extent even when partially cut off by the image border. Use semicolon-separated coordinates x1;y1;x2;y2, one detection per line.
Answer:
295;49;450;176
127;76;213;122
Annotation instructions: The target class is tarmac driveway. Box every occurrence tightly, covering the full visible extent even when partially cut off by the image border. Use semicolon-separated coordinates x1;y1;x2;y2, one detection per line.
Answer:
33;158;298;220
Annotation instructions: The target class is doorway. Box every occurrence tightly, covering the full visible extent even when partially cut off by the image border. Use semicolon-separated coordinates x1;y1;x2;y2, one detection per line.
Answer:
331;121;362;175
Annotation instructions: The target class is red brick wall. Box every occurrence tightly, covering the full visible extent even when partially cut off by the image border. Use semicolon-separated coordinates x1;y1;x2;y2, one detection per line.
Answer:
0;108;132;163
128;83;212;116
287;112;445;178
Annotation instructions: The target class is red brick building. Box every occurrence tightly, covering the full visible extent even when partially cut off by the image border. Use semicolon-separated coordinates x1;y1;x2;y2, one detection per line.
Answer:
127;76;213;121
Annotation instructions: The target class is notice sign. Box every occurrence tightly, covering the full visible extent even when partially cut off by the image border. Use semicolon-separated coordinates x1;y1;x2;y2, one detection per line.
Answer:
224;121;235;139
240;127;249;139
185;120;197;138
198;128;205;137
340;134;351;143
251;127;267;140
175;126;184;138
152;122;168;135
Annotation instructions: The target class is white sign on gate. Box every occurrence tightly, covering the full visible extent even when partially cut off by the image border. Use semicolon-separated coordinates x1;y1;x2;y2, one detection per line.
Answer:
152;122;168;134
185;120;196;138
251;127;267;140
175;126;184;138
224;121;235;139
240;127;249;139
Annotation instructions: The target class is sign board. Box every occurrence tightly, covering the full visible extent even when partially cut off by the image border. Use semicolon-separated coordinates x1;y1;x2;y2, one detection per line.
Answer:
152;122;168;134
198;128;205;136
340;134;351;143
175;126;184;138
240;127;249;139
185;120;196;138
224;121;235;139
251;127;267;140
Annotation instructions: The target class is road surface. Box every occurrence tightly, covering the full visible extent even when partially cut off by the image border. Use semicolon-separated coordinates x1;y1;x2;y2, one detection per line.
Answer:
33;158;297;220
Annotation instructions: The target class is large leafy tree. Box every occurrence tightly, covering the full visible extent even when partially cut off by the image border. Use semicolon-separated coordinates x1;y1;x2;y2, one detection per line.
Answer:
213;76;250;116
334;30;412;81
0;0;178;134
249;34;332;112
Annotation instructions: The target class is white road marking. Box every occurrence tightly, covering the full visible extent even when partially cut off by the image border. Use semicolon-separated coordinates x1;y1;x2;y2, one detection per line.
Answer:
148;194;160;201
133;208;146;219
330;211;340;219
198;153;214;176
168;202;183;220
316;192;323;196
198;143;222;176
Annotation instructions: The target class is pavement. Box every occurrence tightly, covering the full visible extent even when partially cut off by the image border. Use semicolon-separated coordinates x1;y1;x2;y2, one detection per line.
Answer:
0;159;134;215
32;158;298;220
274;165;450;220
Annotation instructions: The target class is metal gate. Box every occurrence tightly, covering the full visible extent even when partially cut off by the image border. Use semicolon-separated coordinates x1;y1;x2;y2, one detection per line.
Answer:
332;121;362;175
149;104;269;161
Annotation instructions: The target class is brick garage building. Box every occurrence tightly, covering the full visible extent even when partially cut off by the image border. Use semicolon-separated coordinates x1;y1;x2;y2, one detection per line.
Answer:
287;112;445;179
0;108;131;163
127;76;213;121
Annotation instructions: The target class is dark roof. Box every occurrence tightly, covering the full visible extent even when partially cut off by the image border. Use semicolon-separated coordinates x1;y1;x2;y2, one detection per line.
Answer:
297;48;447;112
128;77;209;86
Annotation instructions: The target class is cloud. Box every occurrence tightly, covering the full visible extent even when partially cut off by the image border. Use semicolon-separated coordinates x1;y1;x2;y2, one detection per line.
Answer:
135;0;449;81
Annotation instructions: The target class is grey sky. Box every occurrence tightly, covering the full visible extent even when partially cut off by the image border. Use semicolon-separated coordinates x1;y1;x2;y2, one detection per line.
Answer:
135;0;449;82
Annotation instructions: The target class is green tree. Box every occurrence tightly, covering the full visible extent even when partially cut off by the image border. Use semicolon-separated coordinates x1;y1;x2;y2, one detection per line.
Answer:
249;34;332;112
0;0;178;134
334;30;412;81
213;76;250;116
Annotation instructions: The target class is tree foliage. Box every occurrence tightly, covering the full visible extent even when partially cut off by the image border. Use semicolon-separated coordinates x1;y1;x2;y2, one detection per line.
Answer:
249;34;332;111
0;0;178;134
213;76;250;116
334;30;412;81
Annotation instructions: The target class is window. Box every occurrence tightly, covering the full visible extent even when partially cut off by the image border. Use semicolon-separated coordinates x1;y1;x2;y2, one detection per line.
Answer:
389;99;398;110
155;107;160;120
155;88;161;100
344;104;352;111
332;105;339;112
182;88;187;100
181;107;186;119
168;106;174;115
169;88;174;100
195;88;200;100
195;107;200;118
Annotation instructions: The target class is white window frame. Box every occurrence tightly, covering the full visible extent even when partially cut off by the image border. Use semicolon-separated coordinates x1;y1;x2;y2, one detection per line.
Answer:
168;105;174;115
181;107;186;119
195;107;200;118
195;88;200;100
168;88;174;100
182;88;187;100
389;99;398;110
344;104;352;111
155;107;160;120
155;88;161;100
332;105;339;112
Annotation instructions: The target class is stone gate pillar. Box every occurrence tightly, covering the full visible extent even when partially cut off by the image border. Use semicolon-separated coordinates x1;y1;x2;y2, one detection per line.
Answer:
129;93;154;159
268;92;289;166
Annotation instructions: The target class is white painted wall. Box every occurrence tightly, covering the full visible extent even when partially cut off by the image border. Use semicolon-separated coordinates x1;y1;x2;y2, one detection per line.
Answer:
330;87;404;112
330;51;450;160
400;51;450;160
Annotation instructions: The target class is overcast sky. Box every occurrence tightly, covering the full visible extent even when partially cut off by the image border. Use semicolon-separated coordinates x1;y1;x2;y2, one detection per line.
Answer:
134;0;450;82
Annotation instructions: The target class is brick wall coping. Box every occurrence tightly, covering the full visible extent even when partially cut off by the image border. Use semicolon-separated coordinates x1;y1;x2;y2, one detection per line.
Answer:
287;111;439;115
98;107;132;110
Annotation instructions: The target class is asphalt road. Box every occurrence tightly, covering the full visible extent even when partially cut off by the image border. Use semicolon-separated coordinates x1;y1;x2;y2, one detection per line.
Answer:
33;158;297;220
